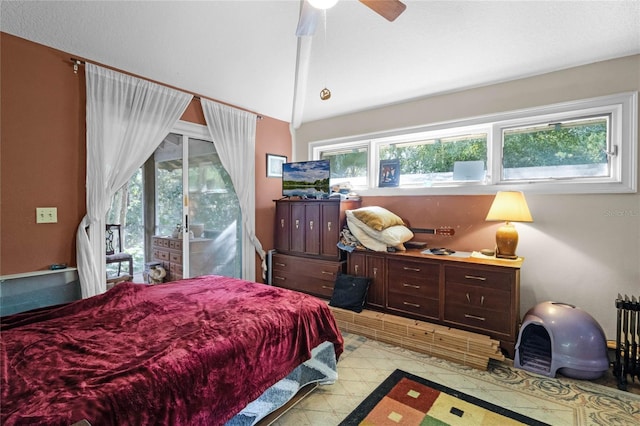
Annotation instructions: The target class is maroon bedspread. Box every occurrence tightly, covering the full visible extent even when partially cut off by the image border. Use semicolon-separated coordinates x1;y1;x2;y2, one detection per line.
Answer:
1;276;343;425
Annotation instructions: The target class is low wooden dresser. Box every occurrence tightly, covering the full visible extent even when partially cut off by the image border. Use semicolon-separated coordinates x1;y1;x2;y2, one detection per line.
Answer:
151;236;214;282
348;249;523;358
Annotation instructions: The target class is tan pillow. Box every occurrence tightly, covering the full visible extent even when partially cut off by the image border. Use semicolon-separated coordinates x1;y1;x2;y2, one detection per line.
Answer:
350;206;405;231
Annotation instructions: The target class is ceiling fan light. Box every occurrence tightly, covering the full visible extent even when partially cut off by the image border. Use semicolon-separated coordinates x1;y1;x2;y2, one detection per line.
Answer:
308;0;339;10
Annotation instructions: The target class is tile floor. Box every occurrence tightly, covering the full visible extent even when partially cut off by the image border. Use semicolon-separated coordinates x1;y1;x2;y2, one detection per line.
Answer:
272;333;640;426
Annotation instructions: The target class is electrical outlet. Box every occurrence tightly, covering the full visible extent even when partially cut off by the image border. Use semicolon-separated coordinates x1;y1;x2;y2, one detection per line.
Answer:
36;207;58;224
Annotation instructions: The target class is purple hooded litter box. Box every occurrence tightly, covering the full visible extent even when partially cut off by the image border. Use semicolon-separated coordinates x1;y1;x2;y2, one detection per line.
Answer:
515;301;609;379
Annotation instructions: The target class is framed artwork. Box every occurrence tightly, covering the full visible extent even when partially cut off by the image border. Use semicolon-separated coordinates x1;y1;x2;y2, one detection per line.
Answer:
379;159;400;187
266;154;287;178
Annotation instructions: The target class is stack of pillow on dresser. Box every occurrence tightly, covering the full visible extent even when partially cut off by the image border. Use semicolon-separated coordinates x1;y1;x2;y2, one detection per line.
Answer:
345;206;414;252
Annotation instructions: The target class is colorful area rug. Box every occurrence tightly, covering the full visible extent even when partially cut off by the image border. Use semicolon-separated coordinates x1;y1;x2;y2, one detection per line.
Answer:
340;369;549;425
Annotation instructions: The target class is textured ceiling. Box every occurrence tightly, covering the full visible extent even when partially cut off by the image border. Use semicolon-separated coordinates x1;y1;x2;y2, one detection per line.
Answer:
2;1;639;125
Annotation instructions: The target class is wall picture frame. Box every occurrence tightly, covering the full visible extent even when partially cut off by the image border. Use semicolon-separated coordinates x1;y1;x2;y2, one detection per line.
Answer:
379;159;400;187
266;154;287;178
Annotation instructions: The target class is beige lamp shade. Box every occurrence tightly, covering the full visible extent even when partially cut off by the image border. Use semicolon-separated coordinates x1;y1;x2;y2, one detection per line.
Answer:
486;191;533;259
485;191;533;223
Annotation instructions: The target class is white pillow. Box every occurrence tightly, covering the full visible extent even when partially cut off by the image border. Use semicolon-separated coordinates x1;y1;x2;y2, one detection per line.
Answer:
346;216;388;252
346;211;414;251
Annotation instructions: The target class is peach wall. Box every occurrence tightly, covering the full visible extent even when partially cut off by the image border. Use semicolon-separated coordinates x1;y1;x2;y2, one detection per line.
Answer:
0;32;291;278
361;195;498;252
181;98;206;125
1;33;86;275
255;119;292;281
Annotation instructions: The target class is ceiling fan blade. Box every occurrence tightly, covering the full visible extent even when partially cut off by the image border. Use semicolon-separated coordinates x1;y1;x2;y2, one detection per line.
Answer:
359;0;406;22
296;1;319;36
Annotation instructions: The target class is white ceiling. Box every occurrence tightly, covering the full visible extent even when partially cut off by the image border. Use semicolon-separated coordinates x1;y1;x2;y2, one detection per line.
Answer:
2;1;639;126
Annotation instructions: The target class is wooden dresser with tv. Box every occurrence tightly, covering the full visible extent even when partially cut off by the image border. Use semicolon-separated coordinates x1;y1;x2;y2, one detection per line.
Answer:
271;198;361;298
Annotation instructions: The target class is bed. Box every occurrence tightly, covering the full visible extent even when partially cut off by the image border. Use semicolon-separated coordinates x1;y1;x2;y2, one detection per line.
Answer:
1;275;344;425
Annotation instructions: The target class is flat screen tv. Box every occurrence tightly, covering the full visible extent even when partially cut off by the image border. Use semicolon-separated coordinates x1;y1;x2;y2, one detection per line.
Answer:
282;160;331;198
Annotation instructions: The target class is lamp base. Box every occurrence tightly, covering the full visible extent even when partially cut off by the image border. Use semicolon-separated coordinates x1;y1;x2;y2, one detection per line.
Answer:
496;253;519;260
495;222;519;259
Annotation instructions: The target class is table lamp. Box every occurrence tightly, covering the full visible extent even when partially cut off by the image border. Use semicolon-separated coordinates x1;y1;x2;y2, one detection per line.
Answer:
485;191;533;259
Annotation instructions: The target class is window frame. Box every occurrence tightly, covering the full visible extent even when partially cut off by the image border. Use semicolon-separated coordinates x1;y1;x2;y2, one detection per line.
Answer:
309;92;637;195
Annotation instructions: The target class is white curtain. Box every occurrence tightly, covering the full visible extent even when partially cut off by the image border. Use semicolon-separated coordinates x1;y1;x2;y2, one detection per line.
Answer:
77;63;192;298
201;99;266;281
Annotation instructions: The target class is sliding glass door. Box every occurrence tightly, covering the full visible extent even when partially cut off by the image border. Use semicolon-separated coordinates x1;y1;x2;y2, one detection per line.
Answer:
154;129;242;278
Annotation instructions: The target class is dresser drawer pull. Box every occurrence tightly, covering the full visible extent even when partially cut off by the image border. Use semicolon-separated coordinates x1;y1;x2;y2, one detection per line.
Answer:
466;293;471;303
403;266;421;272
403;283;420;289
309;220;314;230
373;267;378;278
280;219;285;228
464;314;486;321
321;285;333;290
481;295;485;306
354;265;359;275
327;221;332;232
403;301;420;308
464;275;487;281
275;262;286;267
295;219;300;229
274;276;285;281
321;271;334;275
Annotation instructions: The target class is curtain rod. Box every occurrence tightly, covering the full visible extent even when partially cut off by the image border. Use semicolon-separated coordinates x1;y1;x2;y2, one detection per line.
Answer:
70;58;263;120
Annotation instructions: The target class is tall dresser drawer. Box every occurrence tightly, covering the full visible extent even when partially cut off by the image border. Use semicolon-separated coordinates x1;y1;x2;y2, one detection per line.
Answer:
271;253;344;298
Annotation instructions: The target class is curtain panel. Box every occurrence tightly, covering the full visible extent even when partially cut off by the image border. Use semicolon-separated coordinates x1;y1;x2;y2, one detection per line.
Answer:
201;100;266;281
77;63;192;298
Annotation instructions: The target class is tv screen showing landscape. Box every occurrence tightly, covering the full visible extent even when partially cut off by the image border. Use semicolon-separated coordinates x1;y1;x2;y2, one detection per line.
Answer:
282;160;330;198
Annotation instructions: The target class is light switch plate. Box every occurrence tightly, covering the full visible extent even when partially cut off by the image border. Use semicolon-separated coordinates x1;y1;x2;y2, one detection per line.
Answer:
36;207;58;223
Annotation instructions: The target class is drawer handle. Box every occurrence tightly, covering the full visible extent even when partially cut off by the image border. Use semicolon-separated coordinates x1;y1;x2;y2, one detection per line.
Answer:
403;266;421;272
321;271;334;275
354;265;359;275
321;285;333;289
464;314;486;321
481;295;485;306
275;262;286;267
466;293;471;303
403;301;421;308
464;275;487;281
373;267;377;278
309;220;314;230
327;221;332;232
403;283;420;289
274;276;285;281
295;219;300;229
280;219;285;228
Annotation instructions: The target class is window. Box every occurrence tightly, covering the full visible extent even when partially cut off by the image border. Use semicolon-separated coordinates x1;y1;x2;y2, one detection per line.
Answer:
310;92;637;194
502;115;609;182
320;145;368;189
378;132;488;186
